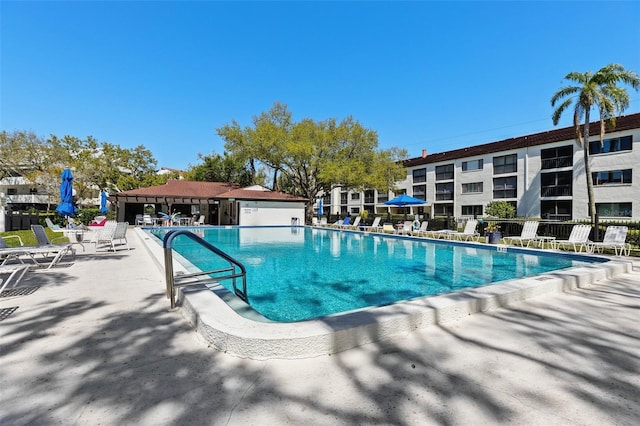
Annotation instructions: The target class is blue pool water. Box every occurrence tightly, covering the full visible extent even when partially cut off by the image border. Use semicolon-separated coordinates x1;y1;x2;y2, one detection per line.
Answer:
150;226;605;322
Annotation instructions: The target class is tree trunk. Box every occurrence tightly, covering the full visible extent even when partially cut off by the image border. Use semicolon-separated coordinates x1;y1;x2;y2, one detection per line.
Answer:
582;111;597;224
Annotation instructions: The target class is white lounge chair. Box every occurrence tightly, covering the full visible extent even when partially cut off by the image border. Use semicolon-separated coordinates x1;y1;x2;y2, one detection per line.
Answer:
414;221;429;236
45;217;62;231
553;224;592;253
362;217;382;232
447;219;480;241
588;226;631;256
503;221;541;247
0;264;30;294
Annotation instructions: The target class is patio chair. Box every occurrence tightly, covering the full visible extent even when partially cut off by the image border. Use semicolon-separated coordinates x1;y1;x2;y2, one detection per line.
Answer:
319;217;328;226
382;223;395;233
96;222;130;252
0;264;30;294
446;219;480;241
340;216;361;230
413;221;429;237
503;221;541;247
30;225;76;268
362;217;382;232
331;217;351;228
45;217;62;231
588;226;631;256
553;224;592;253
193;215;206;226
397;221;413;235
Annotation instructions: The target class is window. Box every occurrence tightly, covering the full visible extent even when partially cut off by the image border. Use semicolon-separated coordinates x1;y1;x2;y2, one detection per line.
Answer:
364;190;375;204
412;168;426;183
377;193;389;203
29;188;38;194
461;182;483;194
589;135;632;155
493;154;517;174
541;171;572;197
412;185;426;201
596;202;632;218
435;182;454;201
340;192;348;204
433;204;454;216
461;159;483;172
350;207;360;214
541;200;572;221
461;205;483;216
435;164;454;181
7;188;17;195
541;145;573;169
351;193;360;201
493;177;517;198
592;169;632;185
322;194;331;204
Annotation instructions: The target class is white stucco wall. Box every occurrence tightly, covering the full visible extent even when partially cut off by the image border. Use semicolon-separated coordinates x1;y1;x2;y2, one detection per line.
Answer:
238;200;306;226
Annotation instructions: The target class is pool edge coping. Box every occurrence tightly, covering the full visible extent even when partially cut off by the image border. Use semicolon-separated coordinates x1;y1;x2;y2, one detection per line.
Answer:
134;227;633;360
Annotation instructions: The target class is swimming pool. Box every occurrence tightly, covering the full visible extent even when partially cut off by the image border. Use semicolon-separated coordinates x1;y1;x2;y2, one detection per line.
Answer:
149;226;606;322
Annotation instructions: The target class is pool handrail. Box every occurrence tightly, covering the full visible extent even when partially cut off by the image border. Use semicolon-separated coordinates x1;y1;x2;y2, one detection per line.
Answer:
163;229;248;308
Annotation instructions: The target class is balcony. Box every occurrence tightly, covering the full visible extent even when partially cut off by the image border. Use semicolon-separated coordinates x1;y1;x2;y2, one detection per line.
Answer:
541;185;572;197
541;156;573;170
6;194;51;205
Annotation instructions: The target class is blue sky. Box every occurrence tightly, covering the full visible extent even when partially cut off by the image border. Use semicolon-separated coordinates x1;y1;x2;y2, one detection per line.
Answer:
2;1;639;170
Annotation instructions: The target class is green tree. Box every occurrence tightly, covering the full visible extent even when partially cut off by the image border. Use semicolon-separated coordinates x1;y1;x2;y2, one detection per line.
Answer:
217;102;407;224
185;152;256;186
551;64;639;223
485;201;516;218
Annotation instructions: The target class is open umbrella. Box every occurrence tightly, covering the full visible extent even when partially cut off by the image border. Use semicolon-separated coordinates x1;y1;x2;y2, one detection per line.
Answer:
384;194;427;220
55;168;77;217
99;191;108;214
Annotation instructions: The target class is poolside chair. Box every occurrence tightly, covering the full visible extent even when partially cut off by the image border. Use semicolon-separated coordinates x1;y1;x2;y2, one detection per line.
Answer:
319;217;328;226
588;226;631;256
45;217;62;231
340;216;361;230
30;225;76;268
397;221;414;235
447;219;480;241
381;223;395;233
503;221;541;247
95;222;130;252
362;217;382;232
0;264;30;294
332;216;351;228
192;215;206;226
553;224;592;253
413;221;429;237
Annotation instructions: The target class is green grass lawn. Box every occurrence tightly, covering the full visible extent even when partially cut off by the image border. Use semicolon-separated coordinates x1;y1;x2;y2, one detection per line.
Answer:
0;229;70;246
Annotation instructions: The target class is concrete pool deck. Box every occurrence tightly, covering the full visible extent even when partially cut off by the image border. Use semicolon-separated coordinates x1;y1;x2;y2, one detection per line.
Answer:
1;228;639;425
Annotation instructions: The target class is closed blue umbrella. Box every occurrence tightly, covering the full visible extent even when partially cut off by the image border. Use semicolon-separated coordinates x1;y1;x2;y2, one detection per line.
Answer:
99;191;108;214
317;199;323;217
56;168;77;217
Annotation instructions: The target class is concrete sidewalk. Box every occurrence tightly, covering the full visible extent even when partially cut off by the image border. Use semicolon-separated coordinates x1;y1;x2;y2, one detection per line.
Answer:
1;231;639;425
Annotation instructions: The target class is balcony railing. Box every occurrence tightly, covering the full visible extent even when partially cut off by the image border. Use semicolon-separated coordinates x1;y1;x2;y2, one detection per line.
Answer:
541;185;572;197
541;156;573;169
5;194;51;204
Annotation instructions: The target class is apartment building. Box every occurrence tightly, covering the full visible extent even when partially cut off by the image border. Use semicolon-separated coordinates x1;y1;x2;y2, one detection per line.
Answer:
320;112;640;222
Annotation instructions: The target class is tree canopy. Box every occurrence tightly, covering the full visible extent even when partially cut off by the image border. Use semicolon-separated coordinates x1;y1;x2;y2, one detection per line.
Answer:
184;152;261;186
217;102;407;223
1;130;169;206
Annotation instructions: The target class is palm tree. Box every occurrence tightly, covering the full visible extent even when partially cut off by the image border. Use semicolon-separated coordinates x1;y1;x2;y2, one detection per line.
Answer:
551;63;639;224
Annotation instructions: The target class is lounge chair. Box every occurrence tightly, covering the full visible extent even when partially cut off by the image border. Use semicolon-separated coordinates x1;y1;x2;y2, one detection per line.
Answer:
414;221;429;237
94;221;130;252
447;219;480;241
588;226;631;256
503;221;541;247
340;216;361;230
193;215;206;226
0;264;30;294
319;217;328;226
45;217;62;231
397;221;413;235
362;217;382;232
331;217;351;228
553;224;592;253
30;225;76;268
382;223;395;233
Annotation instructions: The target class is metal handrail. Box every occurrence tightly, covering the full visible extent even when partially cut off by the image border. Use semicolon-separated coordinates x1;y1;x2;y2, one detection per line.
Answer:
163;229;247;308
